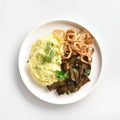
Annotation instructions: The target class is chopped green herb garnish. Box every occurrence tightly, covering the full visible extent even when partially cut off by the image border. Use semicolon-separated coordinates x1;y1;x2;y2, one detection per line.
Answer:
27;60;29;63
84;69;91;76
66;91;70;95
64;71;69;79
42;42;55;63
56;70;69;80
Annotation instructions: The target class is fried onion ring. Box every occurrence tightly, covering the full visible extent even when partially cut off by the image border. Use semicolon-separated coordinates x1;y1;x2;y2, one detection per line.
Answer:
80;53;92;64
87;46;94;55
71;41;81;51
52;29;65;40
78;44;88;55
62;41;72;60
66;29;77;42
78;29;94;44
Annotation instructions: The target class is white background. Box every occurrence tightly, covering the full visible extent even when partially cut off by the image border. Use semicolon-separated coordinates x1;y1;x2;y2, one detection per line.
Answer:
0;0;120;119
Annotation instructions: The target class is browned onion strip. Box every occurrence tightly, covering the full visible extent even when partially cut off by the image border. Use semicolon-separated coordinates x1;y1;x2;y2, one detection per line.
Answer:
80;53;92;64
78;29;94;44
52;29;65;40
84;29;91;39
62;41;72;60
66;29;77;42
84;37;94;45
87;46;94;55
83;29;94;44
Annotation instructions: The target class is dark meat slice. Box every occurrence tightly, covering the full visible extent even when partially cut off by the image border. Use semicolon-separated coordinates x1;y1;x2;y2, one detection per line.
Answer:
47;81;65;91
84;63;91;70
56;86;68;95
63;62;70;71
73;59;80;68
69;68;75;81
61;60;70;71
79;65;84;79
66;80;76;93
77;62;91;76
80;62;91;70
75;75;90;90
81;75;90;85
82;63;91;76
61;60;67;71
73;68;79;82
56;80;76;95
69;56;75;67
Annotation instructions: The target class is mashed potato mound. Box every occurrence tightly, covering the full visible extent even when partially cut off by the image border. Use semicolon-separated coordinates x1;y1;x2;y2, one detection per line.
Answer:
28;34;63;86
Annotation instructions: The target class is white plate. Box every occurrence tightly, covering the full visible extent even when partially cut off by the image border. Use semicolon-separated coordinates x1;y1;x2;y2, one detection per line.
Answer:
18;20;102;104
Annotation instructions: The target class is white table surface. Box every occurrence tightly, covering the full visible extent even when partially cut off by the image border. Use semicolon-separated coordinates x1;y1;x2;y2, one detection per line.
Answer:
0;0;120;119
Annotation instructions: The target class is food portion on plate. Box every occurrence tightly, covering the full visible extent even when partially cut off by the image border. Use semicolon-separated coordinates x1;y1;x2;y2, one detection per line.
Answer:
27;34;63;86
27;28;95;95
